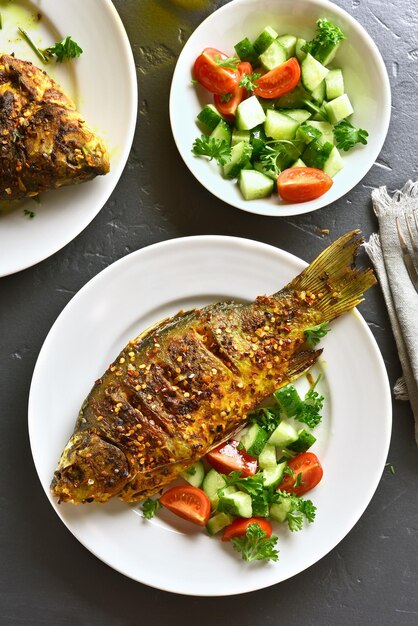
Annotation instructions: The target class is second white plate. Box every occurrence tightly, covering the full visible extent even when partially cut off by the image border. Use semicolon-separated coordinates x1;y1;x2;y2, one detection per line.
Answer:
29;235;391;595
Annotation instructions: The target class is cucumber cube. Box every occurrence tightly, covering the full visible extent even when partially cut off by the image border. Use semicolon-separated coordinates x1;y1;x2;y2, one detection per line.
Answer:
239;169;274;201
181;460;205;488
253;161;278;181
218;491;253;518
197;104;224;133
234;36;258;65
223;141;253;179
270;499;292;523
210;120;232;144
296;124;322;144
310;79;326;104
231;129;251;146
283;109;312;123
301;53;329;92
302;139;334;169
324;94;354;124
240;423;270;455
262;462;287;488
295;38;307;61
325;69;344;100
323;146;344;178
202;468;226;509
287;429;317;453
236;95;266;130
206;512;233;535
259;39;287;71
291;158;306;168
277;34;297;59
258;443;277;469
264;109;300;140
268;420;299;447
307;121;334;145
253;26;279;55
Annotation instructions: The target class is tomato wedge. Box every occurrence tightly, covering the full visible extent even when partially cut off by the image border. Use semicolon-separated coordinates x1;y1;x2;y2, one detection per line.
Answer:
193;47;240;95
206;440;257;476
222;517;272;541
254;57;301;99
213;61;252;118
159;486;211;526
277;452;323;496
277;167;333;203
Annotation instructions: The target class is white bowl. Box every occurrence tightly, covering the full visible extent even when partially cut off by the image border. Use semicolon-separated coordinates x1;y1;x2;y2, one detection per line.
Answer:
169;0;391;217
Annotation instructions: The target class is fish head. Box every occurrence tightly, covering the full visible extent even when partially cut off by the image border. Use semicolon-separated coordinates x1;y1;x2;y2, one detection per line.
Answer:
50;431;130;504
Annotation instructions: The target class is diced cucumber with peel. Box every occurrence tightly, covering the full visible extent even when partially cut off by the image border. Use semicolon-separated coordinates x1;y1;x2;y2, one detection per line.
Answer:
284;109;312;123
310;80;326;104
315;39;343;66
239;169;274;200
312;103;329;122
301;53;329;92
262;462;287;488
277;34;297;58
291;158;306;168
268;420;299;448
302;140;334;169
274;385;303;417
181;461;205;488
295;38;307;61
258;443;277;469
197;104;224;133
287;429;317;453
202;468;226;509
259;39;287;71
254;161;278;181
308;121;334;145
325;94;354;124
274;84;310;109
223;141;252;179
325;69;344;100
236;95;266;130
264;109;300;140
210;120;232;144
296;124;322;144
253;25;279;55
206;512;233;535
218;490;253;518
234;36;258;65
323;146;344;177
270;499;292;523
240;422;270;454
250;125;268;159
231;129;251;146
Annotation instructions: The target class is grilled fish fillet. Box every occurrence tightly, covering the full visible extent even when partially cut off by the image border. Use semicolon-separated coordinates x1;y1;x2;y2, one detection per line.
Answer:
0;54;109;200
51;231;376;504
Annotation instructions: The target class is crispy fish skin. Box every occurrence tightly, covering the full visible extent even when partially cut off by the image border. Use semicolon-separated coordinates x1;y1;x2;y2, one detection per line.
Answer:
0;54;109;200
51;231;376;504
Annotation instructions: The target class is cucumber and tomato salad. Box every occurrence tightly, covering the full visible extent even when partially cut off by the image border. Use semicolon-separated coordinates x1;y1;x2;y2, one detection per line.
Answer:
191;19;368;204
141;379;325;563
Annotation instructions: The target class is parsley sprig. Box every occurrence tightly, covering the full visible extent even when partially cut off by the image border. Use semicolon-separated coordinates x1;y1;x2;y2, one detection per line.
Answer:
249;405;281;434
231;523;279;562
273;491;316;532
18;28;83;64
333;120;369;151
192;134;232;165
304;322;330;347
260;140;301;177
297;376;324;428
141;498;161;519
214;55;240;69
302;18;346;59
239;72;261;92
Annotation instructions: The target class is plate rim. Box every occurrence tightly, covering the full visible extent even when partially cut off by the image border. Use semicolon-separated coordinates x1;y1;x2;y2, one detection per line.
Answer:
0;0;138;277
28;235;392;595
169;0;392;217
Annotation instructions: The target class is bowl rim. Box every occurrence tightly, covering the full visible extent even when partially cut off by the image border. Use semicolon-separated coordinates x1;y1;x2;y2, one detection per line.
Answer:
169;0;392;217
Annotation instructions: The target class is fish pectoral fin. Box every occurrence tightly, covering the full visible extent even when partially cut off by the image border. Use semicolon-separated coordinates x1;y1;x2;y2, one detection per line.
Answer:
281;349;323;386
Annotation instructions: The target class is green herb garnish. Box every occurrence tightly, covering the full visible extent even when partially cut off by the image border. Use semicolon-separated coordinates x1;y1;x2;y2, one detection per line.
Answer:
302;18;346;59
333;120;369;151
231;522;279;562
214;55;240;69
273;491;316;532
18;27;49;63
304;322;330;347
239;72;261;92
249;406;281;434
220;92;233;103
141;498;161;519
18;29;82;63
23;209;35;218
192;134;232;165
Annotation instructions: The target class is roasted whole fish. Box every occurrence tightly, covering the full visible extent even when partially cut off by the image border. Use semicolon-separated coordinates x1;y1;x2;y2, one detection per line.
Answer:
51;231;376;504
0;54;109;201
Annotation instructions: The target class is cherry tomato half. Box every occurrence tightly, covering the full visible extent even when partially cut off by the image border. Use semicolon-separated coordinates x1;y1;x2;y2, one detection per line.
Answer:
193;47;240;95
222;517;272;541
254;57;301;99
277;452;323;496
213;61;253;118
206;439;258;477
277;167;333;203
159;486;211;526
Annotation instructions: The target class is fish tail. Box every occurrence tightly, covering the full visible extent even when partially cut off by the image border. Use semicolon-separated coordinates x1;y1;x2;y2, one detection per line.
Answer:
282;348;323;385
286;230;376;321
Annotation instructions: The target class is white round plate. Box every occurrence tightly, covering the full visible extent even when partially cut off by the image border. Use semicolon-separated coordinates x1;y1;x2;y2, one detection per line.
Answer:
170;0;391;217
0;0;137;276
29;236;391;596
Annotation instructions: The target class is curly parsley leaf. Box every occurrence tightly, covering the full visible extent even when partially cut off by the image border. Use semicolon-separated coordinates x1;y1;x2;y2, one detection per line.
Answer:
249;406;281;434
333;120;369;151
221;471;265;496
231;523;279;562
141;498;161;520
296;376;324;428
302;18;346;59
272;491;316;532
23;209;35;219
239;72;261;92
214;55;240;69
304;322;331;347
259;142;285;176
45;36;83;62
220;92;233;103
192;134;232;165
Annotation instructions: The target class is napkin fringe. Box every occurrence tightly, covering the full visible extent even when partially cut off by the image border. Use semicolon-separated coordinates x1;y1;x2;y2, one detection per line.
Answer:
363;232;382;264
394;376;409;401
372;180;418;217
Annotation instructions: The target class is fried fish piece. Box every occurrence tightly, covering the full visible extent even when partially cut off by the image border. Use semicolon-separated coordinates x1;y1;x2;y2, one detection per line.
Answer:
51;231;376;504
0;54;109;200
